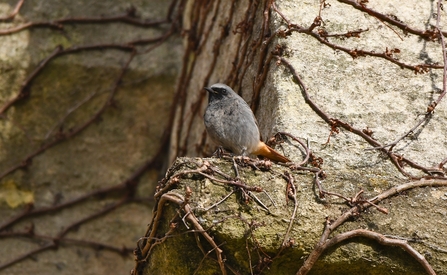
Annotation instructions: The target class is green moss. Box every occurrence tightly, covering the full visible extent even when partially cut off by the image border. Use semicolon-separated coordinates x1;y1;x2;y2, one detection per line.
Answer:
141;157;446;275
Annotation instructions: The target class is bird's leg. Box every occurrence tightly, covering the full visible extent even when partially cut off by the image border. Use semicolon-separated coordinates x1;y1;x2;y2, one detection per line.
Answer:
212;146;228;158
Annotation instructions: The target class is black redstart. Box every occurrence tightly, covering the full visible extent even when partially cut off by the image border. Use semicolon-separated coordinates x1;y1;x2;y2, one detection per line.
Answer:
203;83;290;163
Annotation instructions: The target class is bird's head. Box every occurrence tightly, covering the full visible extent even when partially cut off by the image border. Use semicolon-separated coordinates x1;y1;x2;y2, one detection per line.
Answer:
204;83;235;102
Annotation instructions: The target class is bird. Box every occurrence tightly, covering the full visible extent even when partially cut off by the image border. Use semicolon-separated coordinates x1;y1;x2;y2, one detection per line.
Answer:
203;83;291;163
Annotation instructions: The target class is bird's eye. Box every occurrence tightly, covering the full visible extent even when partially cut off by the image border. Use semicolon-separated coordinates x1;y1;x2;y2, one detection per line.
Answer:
216;88;226;94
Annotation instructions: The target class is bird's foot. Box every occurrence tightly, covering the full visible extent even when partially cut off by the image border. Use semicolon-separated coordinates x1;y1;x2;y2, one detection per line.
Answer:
212;147;232;158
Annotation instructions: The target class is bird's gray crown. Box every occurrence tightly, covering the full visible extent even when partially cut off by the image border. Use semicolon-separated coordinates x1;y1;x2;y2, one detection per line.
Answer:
205;83;236;102
209;83;232;91
208;83;234;95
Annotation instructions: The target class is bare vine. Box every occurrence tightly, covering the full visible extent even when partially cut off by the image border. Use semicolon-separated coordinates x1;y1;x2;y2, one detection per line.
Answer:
0;0;185;272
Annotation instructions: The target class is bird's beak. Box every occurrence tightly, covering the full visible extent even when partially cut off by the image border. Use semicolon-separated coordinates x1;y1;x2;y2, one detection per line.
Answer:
204;87;215;94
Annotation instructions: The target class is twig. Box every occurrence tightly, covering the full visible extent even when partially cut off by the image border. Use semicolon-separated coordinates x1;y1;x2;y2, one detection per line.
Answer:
44;90;98;139
367;113;433;150
0;0;24;21
0;13;169;36
0;49;136;180
0;243;55;271
337;0;447;40
193;242;226;275
204;190;235;212
198;172;263;192
141;192;227;275
232;157;241;178
0;44;134;117
263;190;277;207
278;172;298;253
433;0;447;109
0;46;62;116
277;132;311;166
298;229;435;275
276;56;441;178
248;191;271;212
297;178;447;274
438;157;447;169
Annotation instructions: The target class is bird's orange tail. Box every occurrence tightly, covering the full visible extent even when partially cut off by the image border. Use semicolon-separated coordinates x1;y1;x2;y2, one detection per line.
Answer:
254;142;291;163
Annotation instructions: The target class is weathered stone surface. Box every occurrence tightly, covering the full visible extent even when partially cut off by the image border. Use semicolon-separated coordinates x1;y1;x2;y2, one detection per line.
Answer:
0;1;182;274
161;0;447;274
140;157;446;274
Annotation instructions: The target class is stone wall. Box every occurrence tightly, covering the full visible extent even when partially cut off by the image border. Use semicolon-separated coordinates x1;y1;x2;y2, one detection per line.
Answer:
141;0;447;274
0;1;182;274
